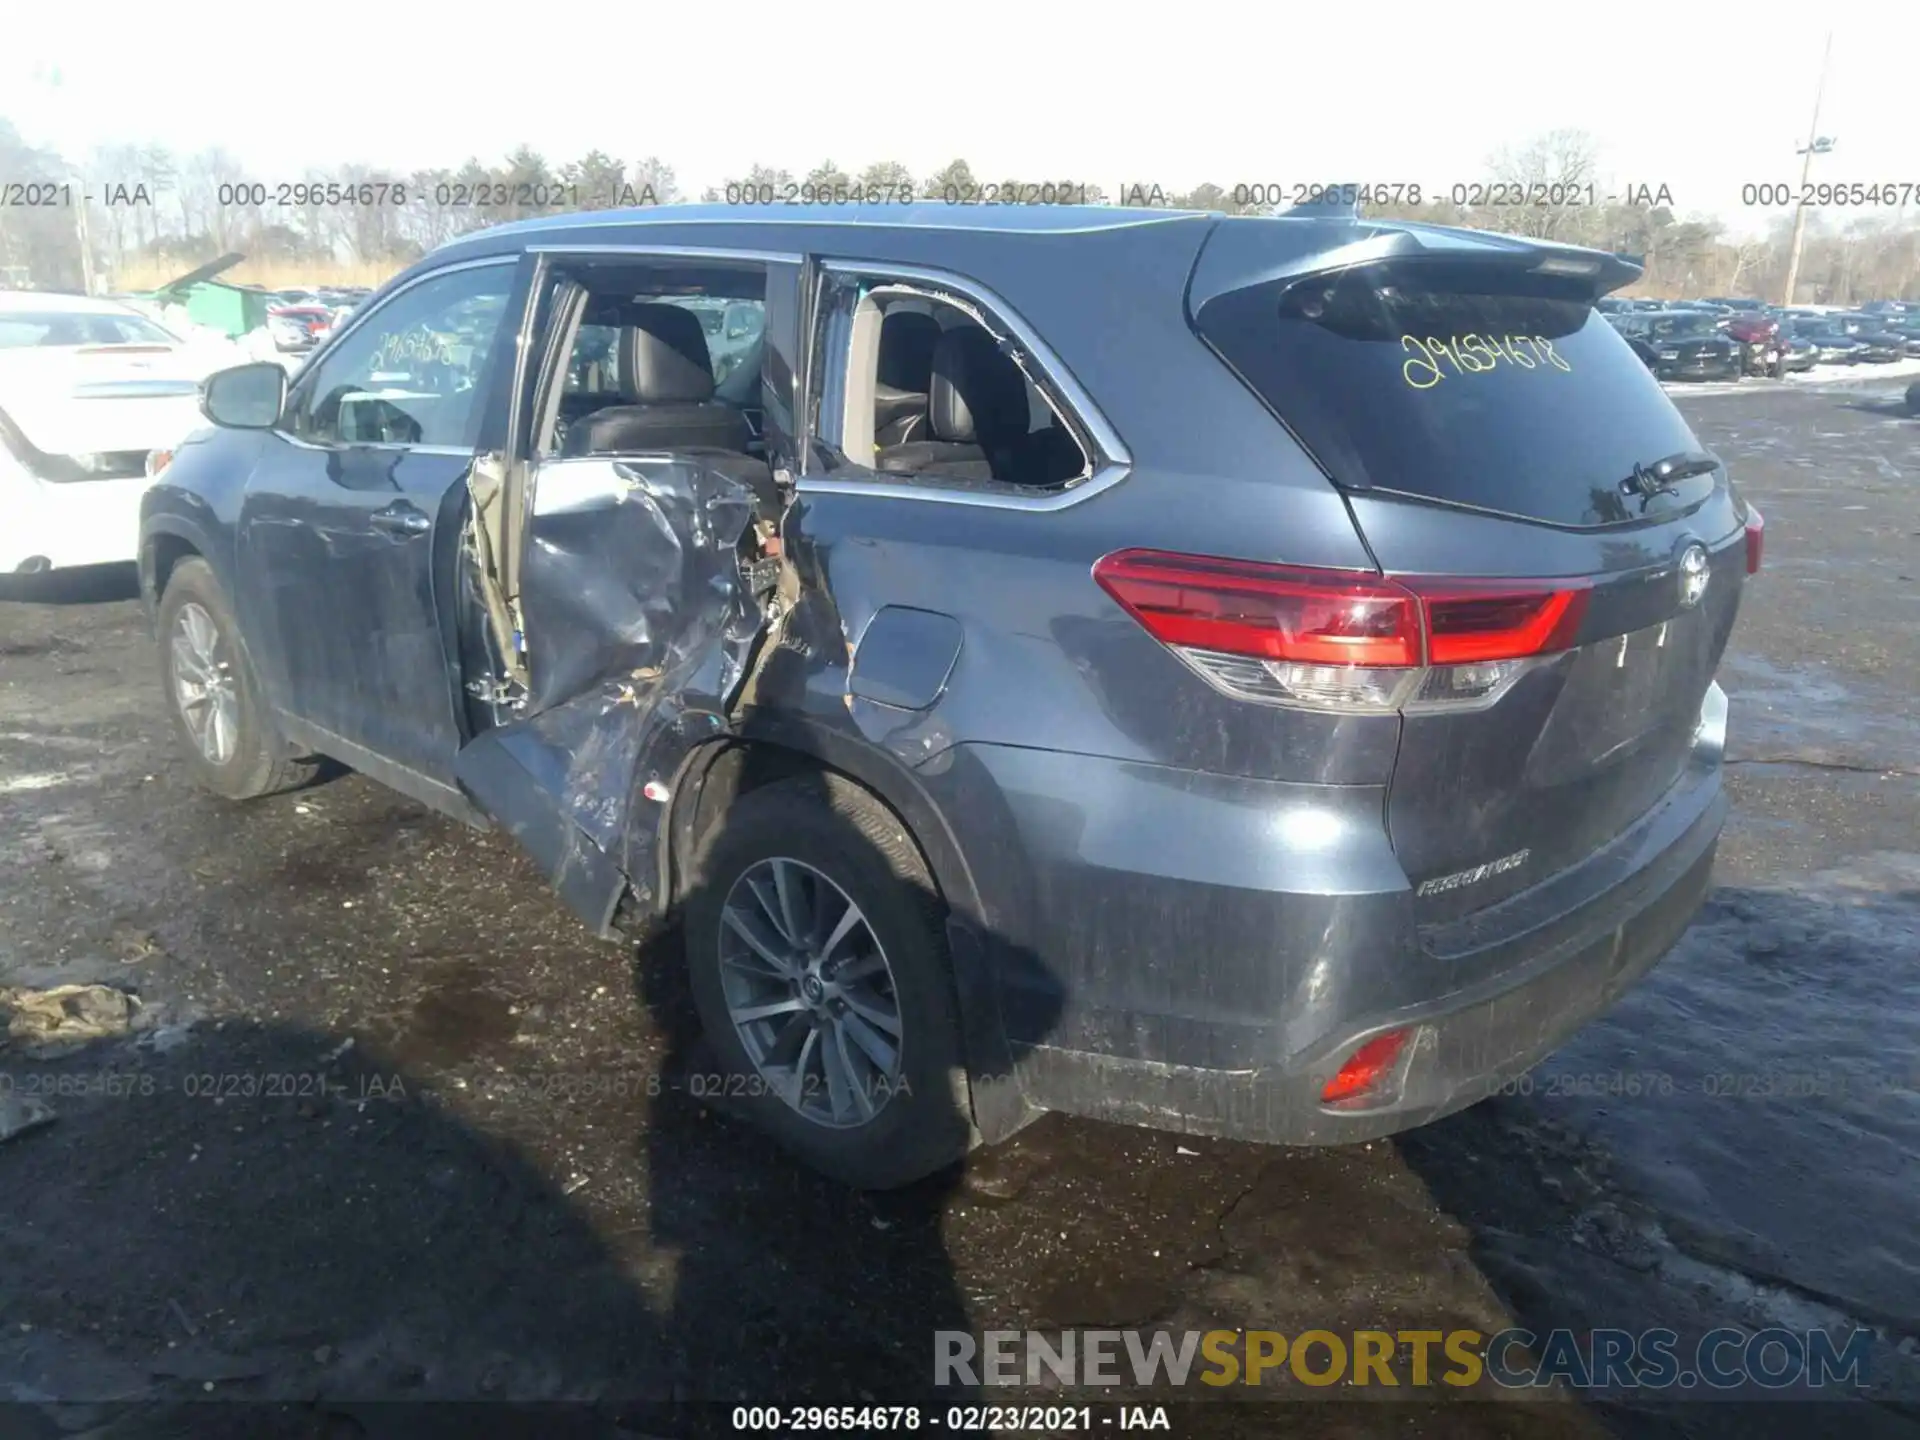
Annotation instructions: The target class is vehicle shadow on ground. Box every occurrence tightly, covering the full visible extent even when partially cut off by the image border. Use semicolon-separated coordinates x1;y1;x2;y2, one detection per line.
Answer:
1396;879;1920;1439
0;1016;669;1439
1836;395;1920;420
624;788;1062;1414
0;802;1027;1438
0;563;142;607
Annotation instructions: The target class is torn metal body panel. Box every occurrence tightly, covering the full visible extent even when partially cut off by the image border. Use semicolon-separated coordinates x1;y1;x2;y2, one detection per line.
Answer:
139;204;1744;1173
453;456;760;936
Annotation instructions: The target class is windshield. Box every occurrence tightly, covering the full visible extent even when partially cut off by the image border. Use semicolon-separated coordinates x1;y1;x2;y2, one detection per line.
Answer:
1649;313;1719;338
0;310;179;348
1193;257;1710;528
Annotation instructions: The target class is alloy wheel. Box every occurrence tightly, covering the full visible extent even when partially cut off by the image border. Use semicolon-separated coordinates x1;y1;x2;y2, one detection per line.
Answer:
171;601;239;766
716;856;904;1129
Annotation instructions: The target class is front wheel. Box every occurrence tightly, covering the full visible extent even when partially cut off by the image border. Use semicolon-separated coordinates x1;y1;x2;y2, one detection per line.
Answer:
156;558;306;800
682;772;974;1189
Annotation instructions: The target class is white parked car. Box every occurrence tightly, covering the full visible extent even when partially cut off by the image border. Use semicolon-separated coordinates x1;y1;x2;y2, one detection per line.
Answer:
0;291;245;575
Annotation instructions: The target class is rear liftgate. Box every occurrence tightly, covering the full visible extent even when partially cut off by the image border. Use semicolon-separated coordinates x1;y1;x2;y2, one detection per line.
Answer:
454;452;772;936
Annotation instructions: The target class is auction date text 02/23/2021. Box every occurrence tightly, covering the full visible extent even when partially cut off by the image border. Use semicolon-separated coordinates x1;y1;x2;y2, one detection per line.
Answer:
0;179;1697;211
13;177;1920;210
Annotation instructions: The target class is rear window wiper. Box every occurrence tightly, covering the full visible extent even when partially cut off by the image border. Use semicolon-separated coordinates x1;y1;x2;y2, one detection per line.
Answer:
1620;449;1718;500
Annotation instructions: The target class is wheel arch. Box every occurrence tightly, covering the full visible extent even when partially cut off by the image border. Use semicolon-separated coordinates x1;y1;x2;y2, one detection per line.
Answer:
139;516;216;625
654;722;1031;1144
661;722;985;932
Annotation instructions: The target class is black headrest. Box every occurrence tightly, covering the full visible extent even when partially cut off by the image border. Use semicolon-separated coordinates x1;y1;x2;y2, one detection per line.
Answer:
929;326;1029;446
877;309;941;391
626;303;716;404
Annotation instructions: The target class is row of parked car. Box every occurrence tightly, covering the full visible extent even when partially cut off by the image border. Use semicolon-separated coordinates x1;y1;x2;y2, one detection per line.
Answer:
264;285;372;354
1596;295;1920;382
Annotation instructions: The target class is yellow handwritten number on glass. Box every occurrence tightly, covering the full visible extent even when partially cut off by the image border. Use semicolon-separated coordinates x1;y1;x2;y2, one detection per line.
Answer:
1399;333;1573;387
1401;336;1445;389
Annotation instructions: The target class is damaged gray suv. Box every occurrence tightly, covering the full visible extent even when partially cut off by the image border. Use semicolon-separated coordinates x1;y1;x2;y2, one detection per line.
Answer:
139;203;1761;1188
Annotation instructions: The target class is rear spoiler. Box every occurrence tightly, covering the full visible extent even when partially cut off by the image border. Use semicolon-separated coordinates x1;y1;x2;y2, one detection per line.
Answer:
70;379;201;399
1189;212;1645;311
1284;192;1364;220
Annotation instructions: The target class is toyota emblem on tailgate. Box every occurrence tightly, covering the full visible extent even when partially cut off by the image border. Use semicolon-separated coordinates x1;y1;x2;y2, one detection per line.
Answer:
1677;544;1710;609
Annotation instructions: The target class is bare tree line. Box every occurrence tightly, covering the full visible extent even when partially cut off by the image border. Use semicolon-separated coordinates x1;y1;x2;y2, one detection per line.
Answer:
3;120;1915;302
1374;129;1920;302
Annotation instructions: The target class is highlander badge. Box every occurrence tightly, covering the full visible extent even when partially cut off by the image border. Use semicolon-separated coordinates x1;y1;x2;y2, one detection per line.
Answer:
1416;848;1531;897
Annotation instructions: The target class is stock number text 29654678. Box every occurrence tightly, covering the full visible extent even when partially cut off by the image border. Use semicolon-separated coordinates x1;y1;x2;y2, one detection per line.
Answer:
1400;334;1573;390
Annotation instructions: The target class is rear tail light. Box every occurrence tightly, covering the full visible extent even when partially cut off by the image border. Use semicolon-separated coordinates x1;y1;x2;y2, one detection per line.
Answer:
1744;505;1764;575
1321;1028;1411;1106
1418;582;1587;664
1093;549;1590;715
0;412;148;484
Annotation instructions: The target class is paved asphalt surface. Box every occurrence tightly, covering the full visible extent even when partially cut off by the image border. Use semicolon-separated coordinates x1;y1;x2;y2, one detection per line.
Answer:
1;375;1916;1439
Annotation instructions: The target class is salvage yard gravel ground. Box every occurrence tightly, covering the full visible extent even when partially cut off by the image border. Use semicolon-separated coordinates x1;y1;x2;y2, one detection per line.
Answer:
0;380;1916;1437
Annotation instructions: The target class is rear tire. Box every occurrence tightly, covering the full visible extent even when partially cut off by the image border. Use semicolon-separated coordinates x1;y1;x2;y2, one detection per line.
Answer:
682;772;974;1189
156;558;306;800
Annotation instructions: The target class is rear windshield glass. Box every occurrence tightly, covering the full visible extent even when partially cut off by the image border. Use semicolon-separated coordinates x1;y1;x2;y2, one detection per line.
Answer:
0;311;178;348
1193;259;1712;527
1647;313;1720;338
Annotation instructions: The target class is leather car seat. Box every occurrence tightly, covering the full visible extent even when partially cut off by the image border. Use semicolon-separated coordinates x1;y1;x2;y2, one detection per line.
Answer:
873;309;941;447
875;326;1028;481
564;303;751;456
563;302;781;520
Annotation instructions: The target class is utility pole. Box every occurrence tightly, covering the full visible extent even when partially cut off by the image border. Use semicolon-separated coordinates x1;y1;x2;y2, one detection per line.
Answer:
1780;31;1835;308
26;64;97;293
74;187;95;295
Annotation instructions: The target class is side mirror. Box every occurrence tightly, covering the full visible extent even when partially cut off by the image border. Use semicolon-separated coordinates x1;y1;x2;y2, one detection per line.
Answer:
200;362;288;430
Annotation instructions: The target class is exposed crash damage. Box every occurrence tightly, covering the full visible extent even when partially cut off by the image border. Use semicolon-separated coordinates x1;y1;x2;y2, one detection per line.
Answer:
142;203;1753;1190
455;452;774;937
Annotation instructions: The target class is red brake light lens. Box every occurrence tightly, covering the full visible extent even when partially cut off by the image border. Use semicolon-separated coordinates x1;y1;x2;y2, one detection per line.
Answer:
1091;550;1420;667
1321;1028;1411;1106
1092;550;1589;668
1744;505;1764;575
1406;581;1591;665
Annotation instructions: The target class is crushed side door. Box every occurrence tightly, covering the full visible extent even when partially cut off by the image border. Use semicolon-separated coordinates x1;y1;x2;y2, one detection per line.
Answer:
453;452;765;934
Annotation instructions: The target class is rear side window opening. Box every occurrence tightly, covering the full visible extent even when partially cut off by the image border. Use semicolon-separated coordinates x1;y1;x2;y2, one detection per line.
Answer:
1193;259;1715;529
530;261;771;463
812;276;1092;493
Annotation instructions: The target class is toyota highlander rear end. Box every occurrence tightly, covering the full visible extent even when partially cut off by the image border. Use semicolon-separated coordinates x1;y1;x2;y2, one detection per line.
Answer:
954;213;1754;1144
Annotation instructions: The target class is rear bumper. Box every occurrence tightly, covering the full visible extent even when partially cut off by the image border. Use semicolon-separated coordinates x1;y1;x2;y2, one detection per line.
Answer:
1;474;150;572
1013;799;1717;1146
938;686;1728;1146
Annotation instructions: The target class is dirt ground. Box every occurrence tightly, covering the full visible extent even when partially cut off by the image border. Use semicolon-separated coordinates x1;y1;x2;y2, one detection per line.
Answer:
1;375;1916;1439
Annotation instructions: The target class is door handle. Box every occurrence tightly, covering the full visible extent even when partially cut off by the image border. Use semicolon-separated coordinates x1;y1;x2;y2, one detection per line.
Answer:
370;503;431;537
